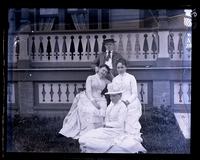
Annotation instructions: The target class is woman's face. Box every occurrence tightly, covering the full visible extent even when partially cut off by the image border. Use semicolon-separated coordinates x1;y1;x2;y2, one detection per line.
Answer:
110;93;122;104
117;62;126;74
98;67;108;78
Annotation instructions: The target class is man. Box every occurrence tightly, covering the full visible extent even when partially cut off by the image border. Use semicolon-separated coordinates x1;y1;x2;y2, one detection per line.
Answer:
91;38;125;81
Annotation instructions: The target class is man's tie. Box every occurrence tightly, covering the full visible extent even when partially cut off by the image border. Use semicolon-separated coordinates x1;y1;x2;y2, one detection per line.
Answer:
106;51;111;61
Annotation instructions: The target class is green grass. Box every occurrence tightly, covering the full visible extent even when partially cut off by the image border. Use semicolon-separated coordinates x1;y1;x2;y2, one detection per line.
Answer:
7;106;190;153
7;116;80;152
140;106;190;153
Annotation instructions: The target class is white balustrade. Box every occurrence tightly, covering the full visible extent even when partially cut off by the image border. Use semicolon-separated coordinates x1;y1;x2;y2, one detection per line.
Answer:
174;82;191;104
38;82;148;104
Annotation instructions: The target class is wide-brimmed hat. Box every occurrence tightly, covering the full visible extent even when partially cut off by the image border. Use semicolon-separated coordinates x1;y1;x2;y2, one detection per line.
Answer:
105;82;124;95
103;38;116;44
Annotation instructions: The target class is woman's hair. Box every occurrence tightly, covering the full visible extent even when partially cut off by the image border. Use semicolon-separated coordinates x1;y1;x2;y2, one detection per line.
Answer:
116;58;127;67
99;64;110;72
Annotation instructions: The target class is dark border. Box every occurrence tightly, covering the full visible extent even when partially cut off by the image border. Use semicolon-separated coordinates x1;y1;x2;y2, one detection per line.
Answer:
2;1;196;160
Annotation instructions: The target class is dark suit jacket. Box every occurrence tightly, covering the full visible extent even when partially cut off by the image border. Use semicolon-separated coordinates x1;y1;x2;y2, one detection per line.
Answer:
91;51;124;78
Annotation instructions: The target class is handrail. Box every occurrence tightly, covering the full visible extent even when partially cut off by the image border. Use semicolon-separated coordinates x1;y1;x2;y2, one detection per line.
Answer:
8;28;190;35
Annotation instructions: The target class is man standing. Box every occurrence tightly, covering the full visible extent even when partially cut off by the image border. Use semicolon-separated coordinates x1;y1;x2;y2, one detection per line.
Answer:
91;38;125;81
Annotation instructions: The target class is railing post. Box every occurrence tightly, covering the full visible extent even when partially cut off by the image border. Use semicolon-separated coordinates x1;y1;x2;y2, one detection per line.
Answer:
157;31;169;58
153;31;171;108
17;34;31;68
18;82;34;116
156;31;171;67
153;81;170;108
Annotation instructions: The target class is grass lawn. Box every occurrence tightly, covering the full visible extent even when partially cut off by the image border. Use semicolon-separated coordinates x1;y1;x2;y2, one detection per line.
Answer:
6;106;190;153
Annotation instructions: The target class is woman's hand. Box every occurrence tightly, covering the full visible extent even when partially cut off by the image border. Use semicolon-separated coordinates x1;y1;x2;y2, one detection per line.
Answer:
91;99;101;109
122;100;130;106
95;103;101;110
95;66;99;73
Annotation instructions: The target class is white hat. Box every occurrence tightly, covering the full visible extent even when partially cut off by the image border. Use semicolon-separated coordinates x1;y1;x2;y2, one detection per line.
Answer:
105;82;124;95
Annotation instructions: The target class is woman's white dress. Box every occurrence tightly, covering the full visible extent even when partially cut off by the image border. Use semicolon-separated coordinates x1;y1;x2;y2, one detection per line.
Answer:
113;72;142;137
59;73;109;139
79;100;128;153
112;72;146;153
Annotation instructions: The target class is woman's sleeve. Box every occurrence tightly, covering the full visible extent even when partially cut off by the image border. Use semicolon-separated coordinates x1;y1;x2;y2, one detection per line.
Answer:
105;104;127;128
85;76;94;101
127;75;138;103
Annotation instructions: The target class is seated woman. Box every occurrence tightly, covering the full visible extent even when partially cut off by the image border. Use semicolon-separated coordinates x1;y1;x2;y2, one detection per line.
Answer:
59;64;110;139
79;82;127;153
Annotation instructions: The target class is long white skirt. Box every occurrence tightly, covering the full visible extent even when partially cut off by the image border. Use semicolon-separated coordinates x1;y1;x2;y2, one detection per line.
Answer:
125;98;143;137
59;91;107;139
79;127;147;153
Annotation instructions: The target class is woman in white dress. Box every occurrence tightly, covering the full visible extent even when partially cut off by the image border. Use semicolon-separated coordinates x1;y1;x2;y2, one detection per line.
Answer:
59;64;110;139
79;82;127;153
110;58;146;153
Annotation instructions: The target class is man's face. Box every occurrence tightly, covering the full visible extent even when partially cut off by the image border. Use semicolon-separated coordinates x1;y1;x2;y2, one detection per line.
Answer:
105;42;115;51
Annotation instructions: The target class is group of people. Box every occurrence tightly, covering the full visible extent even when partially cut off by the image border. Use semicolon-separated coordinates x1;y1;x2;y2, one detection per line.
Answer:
59;39;147;153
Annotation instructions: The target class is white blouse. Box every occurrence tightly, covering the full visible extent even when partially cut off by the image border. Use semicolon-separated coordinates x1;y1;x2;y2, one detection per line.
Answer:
85;73;109;101
105;100;127;129
112;72;138;104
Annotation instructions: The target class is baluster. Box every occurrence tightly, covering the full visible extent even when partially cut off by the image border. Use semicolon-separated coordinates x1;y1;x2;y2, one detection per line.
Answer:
31;37;36;60
62;36;67;60
54;36;60;60
46;36;52;60
143;34;149;59
168;33;175;59
15;37;20;60
42;84;46;102
86;35;91;60
187;83;191;103
126;34;132;59
50;84;54;102
140;83;145;103
151;34;158;59
78;36;83;60
135;33;140;59
178;83;183;102
177;33;184;58
102;35;107;52
38;36;44;60
70;36;75;60
73;83;78;97
118;34;124;55
93;35;99;58
57;84;62;102
65;84;70;102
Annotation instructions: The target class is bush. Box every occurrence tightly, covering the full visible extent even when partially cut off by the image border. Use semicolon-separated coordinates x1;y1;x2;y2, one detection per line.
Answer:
150;105;176;125
140;106;190;153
